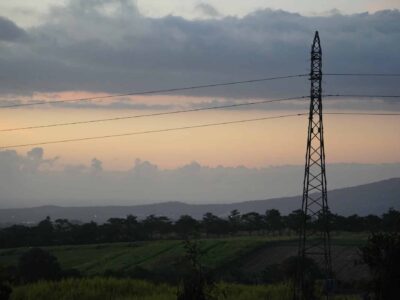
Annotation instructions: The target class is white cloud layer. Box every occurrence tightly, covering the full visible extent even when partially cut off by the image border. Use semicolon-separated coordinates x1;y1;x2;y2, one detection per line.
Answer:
0;148;399;208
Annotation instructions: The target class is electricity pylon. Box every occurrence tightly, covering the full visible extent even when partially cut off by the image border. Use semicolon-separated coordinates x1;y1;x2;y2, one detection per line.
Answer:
294;31;333;300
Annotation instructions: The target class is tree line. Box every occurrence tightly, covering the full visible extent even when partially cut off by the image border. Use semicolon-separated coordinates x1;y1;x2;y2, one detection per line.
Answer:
0;208;399;249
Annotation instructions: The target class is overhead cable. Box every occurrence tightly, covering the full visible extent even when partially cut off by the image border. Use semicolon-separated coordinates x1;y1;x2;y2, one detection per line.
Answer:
0;96;308;132
0;74;308;109
0;113;306;149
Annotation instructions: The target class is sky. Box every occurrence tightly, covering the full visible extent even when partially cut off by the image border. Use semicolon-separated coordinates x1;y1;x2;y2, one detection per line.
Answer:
0;0;399;207
2;0;400;27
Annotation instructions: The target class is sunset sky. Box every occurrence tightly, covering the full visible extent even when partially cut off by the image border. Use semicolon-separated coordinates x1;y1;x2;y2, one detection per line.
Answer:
0;0;399;207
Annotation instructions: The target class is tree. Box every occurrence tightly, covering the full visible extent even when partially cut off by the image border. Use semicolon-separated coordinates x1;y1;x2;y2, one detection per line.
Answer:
155;216;173;236
241;212;264;235
143;215;172;238
177;240;218;300
175;215;200;238
18;248;61;283
103;218;127;242
34;216;54;245
382;208;400;232
363;215;382;232
54;219;73;245
142;215;160;239
228;210;241;235
125;215;144;241
0;265;12;300
344;214;364;232
285;210;306;234
360;232;400;299
265;209;283;235
202;213;228;237
73;221;98;244
0;225;31;248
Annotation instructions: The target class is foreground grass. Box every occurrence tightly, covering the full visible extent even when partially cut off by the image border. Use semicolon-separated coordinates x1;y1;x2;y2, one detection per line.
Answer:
10;278;292;300
11;278;175;300
10;278;360;300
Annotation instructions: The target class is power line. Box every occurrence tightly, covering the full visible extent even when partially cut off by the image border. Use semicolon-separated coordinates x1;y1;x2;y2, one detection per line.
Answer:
0;73;398;109
325;73;400;77
0;113;306;149
3;110;399;149
2;94;399;132
325;112;400;116
0;74;308;109
0;96;308;132
325;94;400;99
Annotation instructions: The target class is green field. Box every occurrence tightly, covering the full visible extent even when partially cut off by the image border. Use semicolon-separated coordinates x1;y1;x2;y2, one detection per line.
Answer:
10;277;359;300
0;233;368;281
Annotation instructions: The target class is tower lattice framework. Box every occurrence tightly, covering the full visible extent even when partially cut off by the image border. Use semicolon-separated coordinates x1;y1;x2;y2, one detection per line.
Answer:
294;31;333;300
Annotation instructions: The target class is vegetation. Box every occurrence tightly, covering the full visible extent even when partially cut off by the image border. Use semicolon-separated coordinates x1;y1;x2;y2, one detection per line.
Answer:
0;234;369;299
0;265;12;300
360;232;400;299
10;278;176;300
0;208;397;299
18;248;62;283
177;240;219;300
9;277;294;300
0;208;397;249
0;234;367;279
9;277;363;300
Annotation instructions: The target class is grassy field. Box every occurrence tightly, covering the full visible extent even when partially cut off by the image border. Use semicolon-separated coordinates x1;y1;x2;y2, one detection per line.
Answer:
10;277;360;300
0;233;368;279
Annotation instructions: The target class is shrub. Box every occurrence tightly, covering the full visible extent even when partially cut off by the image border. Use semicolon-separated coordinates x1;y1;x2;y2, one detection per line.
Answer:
18;248;61;283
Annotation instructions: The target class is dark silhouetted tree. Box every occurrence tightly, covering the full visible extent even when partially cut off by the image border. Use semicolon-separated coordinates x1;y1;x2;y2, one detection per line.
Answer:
0;265;12;300
241;212;263;235
228;209;241;235
177;240;219;300
265;209;283;235
34;216;54;245
361;232;400;300
175;215;200;238
18;248;61;283
202;213;228;237
382;208;400;232
285;209;306;234
73;221;98;244
143;215;172;239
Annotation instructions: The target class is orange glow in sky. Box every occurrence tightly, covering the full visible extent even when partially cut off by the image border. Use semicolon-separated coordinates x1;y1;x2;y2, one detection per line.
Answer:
0;92;399;170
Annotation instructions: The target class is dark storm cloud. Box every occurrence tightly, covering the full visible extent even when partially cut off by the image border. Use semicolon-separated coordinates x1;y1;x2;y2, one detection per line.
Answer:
0;0;399;108
0;16;26;41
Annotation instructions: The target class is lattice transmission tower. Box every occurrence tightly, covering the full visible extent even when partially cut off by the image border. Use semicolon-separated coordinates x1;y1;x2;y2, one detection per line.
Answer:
294;31;333;299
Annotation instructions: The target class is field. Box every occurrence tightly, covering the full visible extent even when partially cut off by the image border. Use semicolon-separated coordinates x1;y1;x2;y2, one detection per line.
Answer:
10;278;360;300
0;233;368;282
0;233;370;299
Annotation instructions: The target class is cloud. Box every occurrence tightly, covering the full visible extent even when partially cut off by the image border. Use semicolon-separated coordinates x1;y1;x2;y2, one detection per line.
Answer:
0;15;26;41
17;147;58;173
0;148;399;208
195;3;221;18
0;0;399;109
90;158;103;173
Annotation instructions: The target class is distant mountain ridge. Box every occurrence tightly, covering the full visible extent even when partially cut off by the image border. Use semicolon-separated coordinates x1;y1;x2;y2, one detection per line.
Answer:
0;178;399;224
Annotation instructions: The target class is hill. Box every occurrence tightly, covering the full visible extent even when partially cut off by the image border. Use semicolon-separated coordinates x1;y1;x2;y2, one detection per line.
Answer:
0;178;399;224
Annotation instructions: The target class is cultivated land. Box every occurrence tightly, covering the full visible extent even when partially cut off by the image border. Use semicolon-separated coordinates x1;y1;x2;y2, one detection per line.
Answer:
0;233;368;282
10;278;360;300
